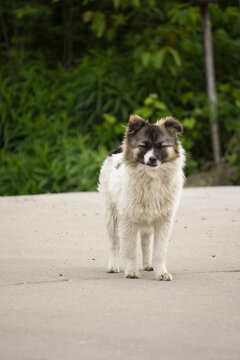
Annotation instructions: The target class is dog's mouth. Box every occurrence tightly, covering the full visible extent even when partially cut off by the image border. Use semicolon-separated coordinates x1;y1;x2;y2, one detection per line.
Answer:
145;160;161;168
146;162;158;167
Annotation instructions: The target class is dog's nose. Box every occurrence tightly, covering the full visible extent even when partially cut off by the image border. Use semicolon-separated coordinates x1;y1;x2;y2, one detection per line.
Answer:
149;156;157;165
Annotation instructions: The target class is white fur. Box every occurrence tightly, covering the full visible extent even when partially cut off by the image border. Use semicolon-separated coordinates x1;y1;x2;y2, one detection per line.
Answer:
98;147;185;280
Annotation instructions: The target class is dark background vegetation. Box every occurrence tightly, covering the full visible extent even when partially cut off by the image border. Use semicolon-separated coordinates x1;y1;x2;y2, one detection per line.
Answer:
0;0;240;195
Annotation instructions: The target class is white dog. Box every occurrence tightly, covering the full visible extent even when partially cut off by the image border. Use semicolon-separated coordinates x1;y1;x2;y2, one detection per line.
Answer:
98;115;185;280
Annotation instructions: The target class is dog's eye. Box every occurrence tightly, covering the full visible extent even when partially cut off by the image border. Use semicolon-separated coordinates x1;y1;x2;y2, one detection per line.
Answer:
155;143;171;149
155;143;164;148
138;143;150;148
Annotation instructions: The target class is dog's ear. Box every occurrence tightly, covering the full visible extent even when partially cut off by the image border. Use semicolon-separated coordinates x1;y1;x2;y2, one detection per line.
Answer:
157;117;183;135
128;114;148;135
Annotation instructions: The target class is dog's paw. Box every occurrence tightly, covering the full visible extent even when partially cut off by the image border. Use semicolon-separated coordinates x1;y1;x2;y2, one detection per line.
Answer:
106;265;120;273
144;265;154;271
125;270;140;279
155;272;173;281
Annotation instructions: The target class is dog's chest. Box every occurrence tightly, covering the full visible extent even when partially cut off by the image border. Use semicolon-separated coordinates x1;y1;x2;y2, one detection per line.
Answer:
123;177;176;223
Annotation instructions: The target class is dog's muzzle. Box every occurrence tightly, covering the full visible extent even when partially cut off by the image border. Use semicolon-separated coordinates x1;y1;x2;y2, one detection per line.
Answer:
144;150;160;167
147;156;158;167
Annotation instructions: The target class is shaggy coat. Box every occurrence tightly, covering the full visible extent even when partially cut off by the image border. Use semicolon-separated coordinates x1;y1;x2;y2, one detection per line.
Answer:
98;115;185;280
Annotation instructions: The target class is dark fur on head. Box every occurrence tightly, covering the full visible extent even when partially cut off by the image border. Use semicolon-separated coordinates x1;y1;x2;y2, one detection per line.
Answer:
164;117;183;134
123;115;183;167
127;115;149;135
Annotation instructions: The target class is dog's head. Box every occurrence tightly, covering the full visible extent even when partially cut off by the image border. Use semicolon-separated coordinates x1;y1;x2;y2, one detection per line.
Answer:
123;114;183;168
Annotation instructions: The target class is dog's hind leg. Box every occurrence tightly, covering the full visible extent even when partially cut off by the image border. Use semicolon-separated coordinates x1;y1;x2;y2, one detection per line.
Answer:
141;232;153;271
105;204;120;273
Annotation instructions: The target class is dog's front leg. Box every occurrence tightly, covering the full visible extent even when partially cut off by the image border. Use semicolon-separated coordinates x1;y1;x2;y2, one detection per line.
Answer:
119;217;139;279
153;221;173;281
141;232;153;271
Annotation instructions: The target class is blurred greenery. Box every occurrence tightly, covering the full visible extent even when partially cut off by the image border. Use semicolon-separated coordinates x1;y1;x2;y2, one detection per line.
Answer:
0;0;240;195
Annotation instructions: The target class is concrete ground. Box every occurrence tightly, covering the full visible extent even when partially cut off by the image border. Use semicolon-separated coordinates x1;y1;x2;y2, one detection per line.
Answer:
0;187;240;360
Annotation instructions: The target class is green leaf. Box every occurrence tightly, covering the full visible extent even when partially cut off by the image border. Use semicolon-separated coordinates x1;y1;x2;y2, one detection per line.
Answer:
218;83;231;92
183;117;196;130
83;11;93;23
235;99;240;108
134;107;153;118
106;29;116;41
91;13;106;38
15;4;51;19
113;0;121;9
144;97;153;106
168;47;182;66
152;48;166;69
154;100;167;111
103;113;117;124
141;52;152;67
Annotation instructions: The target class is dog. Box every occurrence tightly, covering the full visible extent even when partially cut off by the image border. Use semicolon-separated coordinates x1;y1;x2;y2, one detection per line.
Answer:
98;114;185;280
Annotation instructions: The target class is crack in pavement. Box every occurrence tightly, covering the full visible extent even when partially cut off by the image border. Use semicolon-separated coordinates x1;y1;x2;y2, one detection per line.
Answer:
210;269;240;273
0;269;240;288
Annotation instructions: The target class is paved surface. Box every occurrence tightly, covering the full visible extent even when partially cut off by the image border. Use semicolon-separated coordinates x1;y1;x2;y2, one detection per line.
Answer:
0;187;240;360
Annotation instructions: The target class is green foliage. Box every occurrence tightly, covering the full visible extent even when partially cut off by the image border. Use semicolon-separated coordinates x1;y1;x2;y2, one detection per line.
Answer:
0;0;240;194
15;4;51;19
134;94;170;120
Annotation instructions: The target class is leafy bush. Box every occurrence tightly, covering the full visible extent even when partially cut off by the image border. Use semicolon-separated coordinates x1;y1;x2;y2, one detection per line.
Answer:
0;1;240;194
